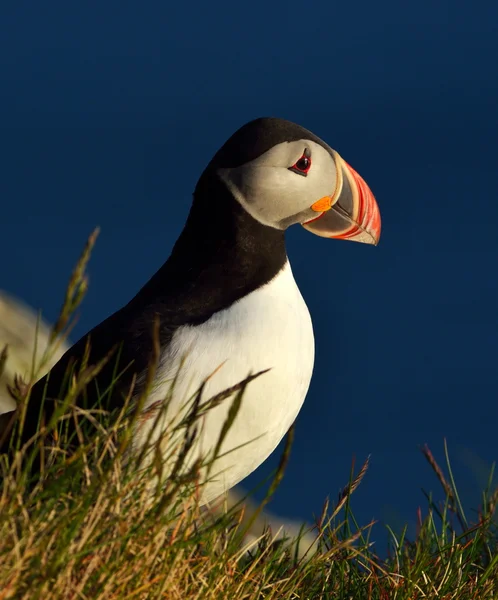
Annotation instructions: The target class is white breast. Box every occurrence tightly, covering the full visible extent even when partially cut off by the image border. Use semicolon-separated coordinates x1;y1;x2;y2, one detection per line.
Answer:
134;261;314;505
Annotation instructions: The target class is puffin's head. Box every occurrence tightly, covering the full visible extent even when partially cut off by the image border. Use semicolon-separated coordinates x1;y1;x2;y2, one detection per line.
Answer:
203;117;381;245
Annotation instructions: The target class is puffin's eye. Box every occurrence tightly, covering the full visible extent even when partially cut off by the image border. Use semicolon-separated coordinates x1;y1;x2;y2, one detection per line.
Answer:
288;149;311;176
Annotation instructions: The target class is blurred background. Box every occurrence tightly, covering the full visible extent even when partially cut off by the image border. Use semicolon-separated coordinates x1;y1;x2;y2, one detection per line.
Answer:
1;0;497;554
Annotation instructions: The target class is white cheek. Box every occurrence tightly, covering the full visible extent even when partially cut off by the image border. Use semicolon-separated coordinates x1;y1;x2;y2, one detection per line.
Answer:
218;141;339;229
218;167;285;228
243;168;306;221
243;165;288;188
307;170;337;201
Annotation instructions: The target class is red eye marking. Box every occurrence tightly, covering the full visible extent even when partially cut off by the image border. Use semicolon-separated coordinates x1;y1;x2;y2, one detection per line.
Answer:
288;149;312;176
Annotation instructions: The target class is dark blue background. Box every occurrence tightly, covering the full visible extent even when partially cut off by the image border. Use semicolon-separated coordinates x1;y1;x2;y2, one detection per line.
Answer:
2;1;497;552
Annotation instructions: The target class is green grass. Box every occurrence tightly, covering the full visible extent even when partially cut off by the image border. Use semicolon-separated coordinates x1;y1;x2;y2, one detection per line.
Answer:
1;230;498;599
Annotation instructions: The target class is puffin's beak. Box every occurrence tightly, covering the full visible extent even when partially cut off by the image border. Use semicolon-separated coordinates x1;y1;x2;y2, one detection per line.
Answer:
302;152;381;245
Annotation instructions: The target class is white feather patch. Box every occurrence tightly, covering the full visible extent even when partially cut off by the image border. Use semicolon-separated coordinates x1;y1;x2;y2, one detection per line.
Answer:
134;261;315;504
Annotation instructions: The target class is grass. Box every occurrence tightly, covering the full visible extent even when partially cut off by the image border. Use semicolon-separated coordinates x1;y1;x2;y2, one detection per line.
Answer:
1;230;498;599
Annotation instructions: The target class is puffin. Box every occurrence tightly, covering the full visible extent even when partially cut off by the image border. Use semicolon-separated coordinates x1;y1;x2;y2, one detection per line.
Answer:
3;117;381;505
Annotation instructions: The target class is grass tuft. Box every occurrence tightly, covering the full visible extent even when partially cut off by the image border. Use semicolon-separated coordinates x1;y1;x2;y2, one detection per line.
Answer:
1;231;497;598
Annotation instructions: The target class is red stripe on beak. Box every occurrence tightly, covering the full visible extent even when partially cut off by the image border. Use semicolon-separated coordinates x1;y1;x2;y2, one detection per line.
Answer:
336;161;381;245
302;153;381;246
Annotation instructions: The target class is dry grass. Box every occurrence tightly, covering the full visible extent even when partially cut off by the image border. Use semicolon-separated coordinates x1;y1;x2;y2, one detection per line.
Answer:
1;230;498;599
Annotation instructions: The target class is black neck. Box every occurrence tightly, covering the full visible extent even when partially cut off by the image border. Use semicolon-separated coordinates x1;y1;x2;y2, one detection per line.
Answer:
132;172;287;326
